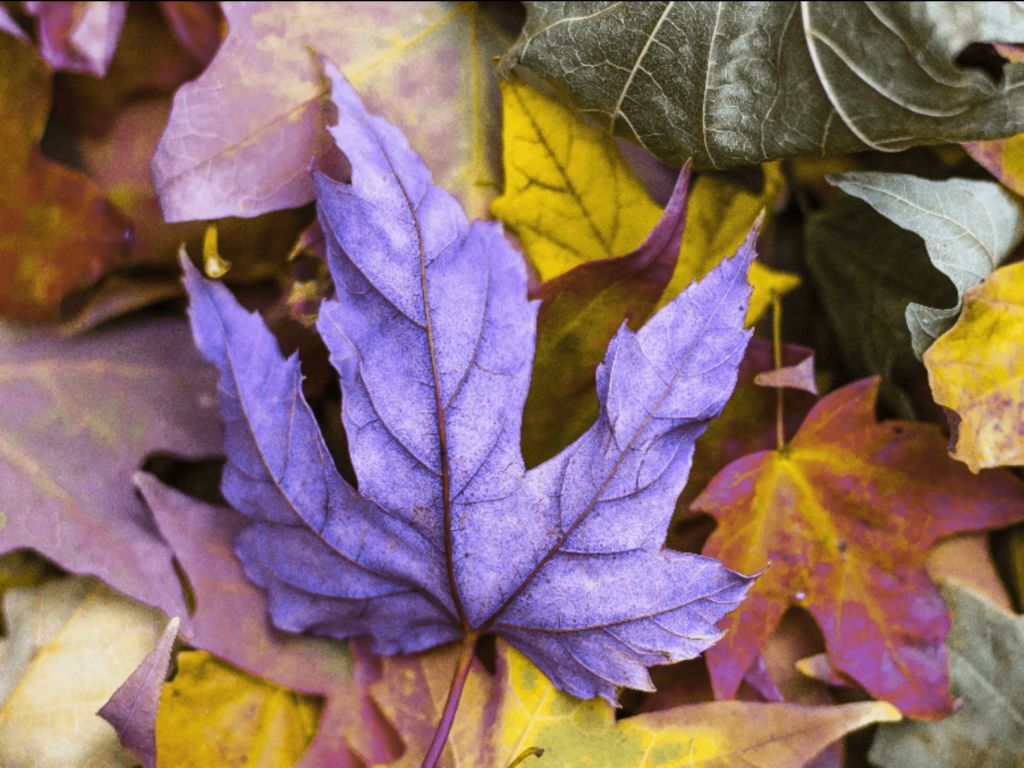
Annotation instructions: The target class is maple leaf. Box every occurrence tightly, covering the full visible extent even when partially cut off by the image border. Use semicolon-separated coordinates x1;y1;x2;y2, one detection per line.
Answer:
693;377;1024;718
181;58;757;758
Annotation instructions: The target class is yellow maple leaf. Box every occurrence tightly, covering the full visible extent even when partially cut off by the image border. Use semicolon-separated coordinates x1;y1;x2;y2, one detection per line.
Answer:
924;261;1024;473
491;76;799;327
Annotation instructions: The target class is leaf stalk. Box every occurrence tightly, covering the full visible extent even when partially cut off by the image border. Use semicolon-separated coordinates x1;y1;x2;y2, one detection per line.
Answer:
422;632;480;768
773;294;785;450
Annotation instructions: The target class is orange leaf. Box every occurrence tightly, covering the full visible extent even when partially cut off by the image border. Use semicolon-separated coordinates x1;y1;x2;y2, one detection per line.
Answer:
693;377;1024;719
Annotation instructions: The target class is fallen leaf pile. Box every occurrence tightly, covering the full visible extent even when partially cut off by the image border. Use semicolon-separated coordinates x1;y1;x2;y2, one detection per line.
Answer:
3;3;1024;767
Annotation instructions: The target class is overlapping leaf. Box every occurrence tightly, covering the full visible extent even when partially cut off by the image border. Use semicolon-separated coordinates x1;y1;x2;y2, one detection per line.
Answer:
924;261;1024;472
135;473;397;767
498;2;1024;169
491;73;797;321
152;2;509;222
521;163;695;465
869;581;1024;768
0;576;166;767
805;193;956;418
155;651;322;768
99;617;180;768
0;31;131;321
181;57;758;713
829;172;1024;357
0;319;220;621
693;378;1024;718
369;638;901;768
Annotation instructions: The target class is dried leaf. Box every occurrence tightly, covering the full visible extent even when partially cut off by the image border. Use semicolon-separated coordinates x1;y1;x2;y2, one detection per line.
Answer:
830;172;1024;358
0;32;131;321
98;617;180;768
0;319;221;621
152;2;510;222
181;60;758;713
924;261;1024;472
0;576;166;767
694;377;1024;718
155;651;322;768
370;637;901;768
754;352;818;394
498;2;1024;169
869;581;1024;768
25;0;127;76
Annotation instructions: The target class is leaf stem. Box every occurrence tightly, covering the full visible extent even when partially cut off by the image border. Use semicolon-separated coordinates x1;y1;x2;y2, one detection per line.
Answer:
773;293;784;450
423;632;479;768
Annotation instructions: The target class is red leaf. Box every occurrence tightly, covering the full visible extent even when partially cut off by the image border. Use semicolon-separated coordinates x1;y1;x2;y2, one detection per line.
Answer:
694;377;1024;718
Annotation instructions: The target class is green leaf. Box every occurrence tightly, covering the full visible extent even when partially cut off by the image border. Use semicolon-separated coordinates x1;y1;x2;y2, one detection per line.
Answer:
498;2;1024;169
868;581;1024;768
805;193;956;418
830;172;1024;357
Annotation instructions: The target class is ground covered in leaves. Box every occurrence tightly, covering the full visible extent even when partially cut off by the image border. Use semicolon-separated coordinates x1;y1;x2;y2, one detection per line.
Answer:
2;3;1024;768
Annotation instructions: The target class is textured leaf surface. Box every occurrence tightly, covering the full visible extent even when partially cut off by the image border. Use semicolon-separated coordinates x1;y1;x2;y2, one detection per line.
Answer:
693;378;1024;718
830;172;1024;357
521;162;696;465
0;577;166;768
135;473;398;768
869;581;1024;768
99;617;180;768
155;651;322;768
370;638;901;768
805;193;957;418
924;261;1024;472
491;75;794;322
0;32;132;321
152;2;508;222
182;60;757;707
499;2;1024;169
0;319;220;621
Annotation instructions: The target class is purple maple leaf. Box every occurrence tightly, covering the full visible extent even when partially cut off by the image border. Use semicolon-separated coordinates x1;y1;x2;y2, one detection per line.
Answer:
182;59;756;722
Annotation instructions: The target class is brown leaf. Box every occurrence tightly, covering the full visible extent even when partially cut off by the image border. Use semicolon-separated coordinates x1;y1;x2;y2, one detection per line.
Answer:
0;33;131;321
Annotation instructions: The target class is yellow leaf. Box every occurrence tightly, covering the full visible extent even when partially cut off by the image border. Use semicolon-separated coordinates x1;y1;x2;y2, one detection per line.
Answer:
156;651;322;768
924;261;1024;472
747;260;801;327
0;576;166;768
490;75;662;279
491;77;797;325
370;638;900;768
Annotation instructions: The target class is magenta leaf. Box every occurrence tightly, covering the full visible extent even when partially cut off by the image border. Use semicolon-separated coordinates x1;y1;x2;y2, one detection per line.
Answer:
181;59;757;706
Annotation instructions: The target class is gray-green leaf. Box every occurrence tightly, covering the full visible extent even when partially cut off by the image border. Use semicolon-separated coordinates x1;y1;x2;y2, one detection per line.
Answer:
830;172;1024;357
498;1;1024;169
805;193;956;419
868;581;1024;768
